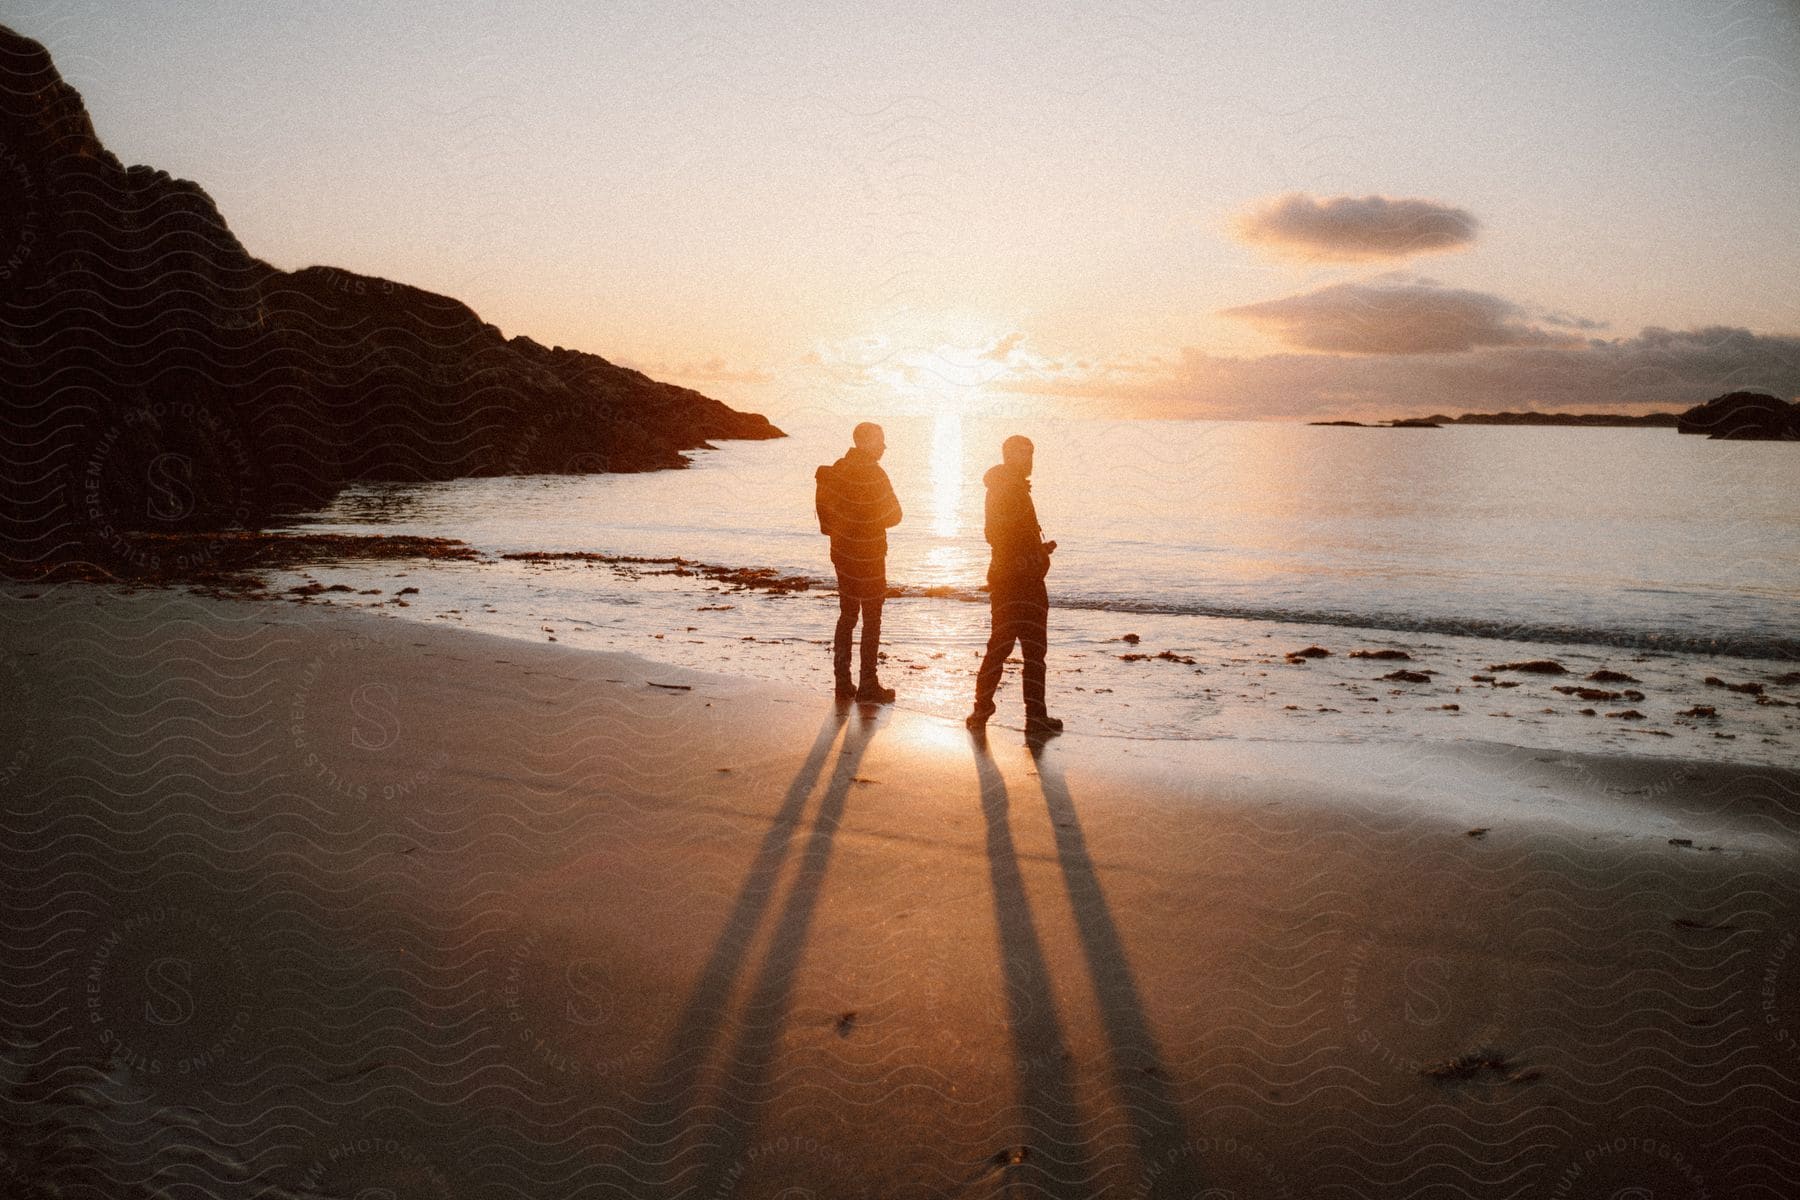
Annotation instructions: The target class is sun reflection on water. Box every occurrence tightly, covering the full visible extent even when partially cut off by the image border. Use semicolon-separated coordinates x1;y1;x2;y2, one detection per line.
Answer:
908;408;984;590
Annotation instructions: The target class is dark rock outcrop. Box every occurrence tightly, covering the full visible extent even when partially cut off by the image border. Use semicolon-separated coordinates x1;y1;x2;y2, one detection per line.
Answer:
1314;400;1800;435
1441;410;1682;427
1674;391;1800;440
1310;411;1686;428
0;25;781;571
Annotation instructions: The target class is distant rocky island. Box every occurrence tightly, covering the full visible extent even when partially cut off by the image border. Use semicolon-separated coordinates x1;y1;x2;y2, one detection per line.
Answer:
1672;391;1800;440
0;25;781;571
1311;390;1798;439
1309;413;1679;428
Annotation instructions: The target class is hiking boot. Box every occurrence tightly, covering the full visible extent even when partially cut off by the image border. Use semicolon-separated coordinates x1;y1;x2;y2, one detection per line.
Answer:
1025;713;1063;735
835;675;858;702
965;702;995;731
856;680;896;704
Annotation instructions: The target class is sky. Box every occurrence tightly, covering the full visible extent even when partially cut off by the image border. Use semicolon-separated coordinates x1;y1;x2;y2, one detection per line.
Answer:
11;0;1800;420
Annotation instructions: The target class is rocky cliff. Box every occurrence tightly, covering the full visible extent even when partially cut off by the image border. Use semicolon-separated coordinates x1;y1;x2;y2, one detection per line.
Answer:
1674;391;1800;440
0;25;781;570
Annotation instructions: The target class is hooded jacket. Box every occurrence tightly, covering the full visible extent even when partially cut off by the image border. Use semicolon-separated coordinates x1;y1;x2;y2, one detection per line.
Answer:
983;462;1048;585
818;446;902;563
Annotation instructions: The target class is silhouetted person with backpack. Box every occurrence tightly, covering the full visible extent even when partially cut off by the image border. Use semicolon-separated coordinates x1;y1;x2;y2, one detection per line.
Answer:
816;422;903;703
967;435;1061;736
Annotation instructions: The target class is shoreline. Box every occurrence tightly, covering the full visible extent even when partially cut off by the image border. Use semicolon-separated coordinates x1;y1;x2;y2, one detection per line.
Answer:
17;526;1800;663
224;539;1798;768
478;547;1800;662
3;582;1799;1193
9;533;1794;768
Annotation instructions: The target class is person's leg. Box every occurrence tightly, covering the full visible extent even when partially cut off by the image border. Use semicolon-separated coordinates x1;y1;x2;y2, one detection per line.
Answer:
1020;589;1049;717
832;584;858;697
970;591;1018;720
857;596;890;699
841;560;893;703
1018;581;1058;731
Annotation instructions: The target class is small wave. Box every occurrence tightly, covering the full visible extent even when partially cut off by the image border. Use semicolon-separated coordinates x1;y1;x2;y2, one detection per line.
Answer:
1040;596;1800;662
880;578;1794;661
500;551;1798;661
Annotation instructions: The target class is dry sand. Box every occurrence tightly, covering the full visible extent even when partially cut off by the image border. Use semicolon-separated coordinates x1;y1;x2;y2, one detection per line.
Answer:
1;584;1796;1198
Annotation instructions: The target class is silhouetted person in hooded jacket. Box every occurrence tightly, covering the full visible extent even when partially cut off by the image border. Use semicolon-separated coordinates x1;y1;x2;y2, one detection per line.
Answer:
967;435;1060;735
817;422;902;702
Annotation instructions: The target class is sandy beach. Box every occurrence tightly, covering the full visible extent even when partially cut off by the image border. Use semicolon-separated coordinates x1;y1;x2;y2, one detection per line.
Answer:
2;582;1796;1198
6;4;1799;1196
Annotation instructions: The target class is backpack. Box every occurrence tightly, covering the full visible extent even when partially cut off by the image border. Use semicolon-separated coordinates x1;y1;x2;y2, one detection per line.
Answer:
814;463;842;536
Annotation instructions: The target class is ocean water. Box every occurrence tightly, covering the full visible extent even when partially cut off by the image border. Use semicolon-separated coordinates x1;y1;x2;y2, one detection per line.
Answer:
270;414;1800;758
289;414;1798;655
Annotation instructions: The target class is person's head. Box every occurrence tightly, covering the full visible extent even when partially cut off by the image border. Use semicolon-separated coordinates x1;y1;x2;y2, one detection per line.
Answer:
1002;434;1034;474
853;421;885;460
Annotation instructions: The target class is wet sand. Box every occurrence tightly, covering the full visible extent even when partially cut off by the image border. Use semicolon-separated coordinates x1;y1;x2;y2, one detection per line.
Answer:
248;546;1800;768
1;584;1797;1197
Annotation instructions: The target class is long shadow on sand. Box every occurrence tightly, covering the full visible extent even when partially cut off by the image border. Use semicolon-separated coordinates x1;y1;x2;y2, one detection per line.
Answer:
970;738;1096;1195
685;705;882;1195
615;703;880;1195
1027;736;1198;1195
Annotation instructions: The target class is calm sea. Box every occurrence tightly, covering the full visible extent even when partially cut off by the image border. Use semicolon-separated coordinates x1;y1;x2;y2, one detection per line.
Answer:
289;413;1800;660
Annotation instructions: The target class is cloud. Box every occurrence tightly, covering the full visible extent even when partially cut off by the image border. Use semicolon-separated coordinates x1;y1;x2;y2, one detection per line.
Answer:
1234;192;1479;262
1543;310;1610;331
1222;278;1581;354
800;329;1040;400
981;331;1025;362
992;325;1800;420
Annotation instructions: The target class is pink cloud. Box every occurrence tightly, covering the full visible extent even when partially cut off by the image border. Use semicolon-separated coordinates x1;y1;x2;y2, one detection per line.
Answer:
993;325;1800;420
1221;279;1581;355
1235;192;1479;262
